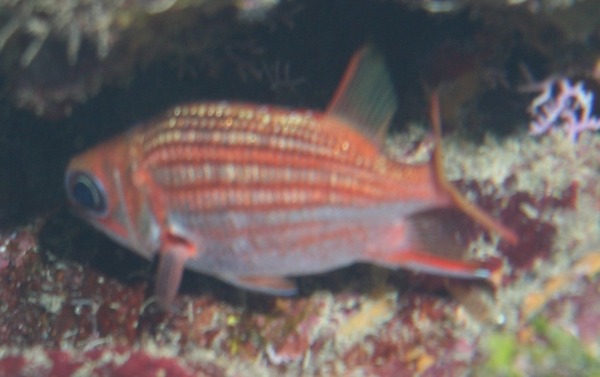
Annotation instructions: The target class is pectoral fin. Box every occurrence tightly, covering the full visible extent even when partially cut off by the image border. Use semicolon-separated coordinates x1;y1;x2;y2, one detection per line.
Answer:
219;274;298;296
155;233;197;310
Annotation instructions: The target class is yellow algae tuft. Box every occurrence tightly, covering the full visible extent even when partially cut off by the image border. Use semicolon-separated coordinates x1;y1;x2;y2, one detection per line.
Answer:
446;282;499;324
415;352;435;374
226;314;240;327
404;347;435;374
522;250;600;319
522;275;571;319
335;292;396;349
573;252;600;278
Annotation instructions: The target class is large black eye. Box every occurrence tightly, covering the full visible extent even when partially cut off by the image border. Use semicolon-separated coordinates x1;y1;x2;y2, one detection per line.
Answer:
66;171;107;215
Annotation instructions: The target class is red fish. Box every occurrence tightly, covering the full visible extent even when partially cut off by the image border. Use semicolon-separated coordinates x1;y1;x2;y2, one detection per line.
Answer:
65;46;518;308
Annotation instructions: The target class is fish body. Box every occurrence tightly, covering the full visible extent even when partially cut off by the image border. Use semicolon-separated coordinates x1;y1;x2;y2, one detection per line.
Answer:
66;47;517;307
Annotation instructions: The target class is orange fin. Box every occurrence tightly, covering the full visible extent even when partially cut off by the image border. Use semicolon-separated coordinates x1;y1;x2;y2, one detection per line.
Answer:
219;274;298;296
429;90;519;246
371;208;490;279
409;207;471;260
155;233;196;310
380;250;490;279
326;45;398;146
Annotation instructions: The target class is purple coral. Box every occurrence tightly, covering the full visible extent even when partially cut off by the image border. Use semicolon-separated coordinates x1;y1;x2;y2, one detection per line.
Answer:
528;79;600;141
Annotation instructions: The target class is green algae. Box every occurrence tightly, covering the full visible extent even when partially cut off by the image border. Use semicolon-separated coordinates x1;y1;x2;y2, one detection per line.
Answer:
479;316;600;377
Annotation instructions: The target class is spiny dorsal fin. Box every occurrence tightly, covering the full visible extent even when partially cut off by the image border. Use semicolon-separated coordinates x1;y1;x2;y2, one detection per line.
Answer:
326;45;398;146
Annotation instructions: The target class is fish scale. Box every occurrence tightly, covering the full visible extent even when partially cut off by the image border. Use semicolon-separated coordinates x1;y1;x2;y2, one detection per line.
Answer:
144;105;375;164
65;46;518;308
153;163;379;199
170;206;401;276
141;111;433;206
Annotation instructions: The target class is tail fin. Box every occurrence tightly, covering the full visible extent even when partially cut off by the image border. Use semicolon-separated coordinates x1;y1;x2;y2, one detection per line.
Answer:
429;91;519;246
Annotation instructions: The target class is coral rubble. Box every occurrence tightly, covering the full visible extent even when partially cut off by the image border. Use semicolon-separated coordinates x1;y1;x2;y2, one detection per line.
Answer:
0;0;600;376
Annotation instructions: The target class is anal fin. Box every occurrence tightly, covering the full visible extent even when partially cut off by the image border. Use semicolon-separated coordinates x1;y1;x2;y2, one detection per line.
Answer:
371;207;490;280
219;274;298;296
379;250;490;279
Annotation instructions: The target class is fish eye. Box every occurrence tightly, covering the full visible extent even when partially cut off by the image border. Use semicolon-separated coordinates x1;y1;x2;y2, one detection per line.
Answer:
66;171;107;216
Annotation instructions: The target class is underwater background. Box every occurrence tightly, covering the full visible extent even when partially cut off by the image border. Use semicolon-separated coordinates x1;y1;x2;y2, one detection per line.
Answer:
1;0;600;375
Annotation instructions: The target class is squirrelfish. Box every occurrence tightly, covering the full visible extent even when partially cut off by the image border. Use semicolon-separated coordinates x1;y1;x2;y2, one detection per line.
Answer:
65;46;518;308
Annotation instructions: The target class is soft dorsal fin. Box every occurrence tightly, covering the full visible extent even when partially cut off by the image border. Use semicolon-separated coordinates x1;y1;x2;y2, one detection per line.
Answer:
326;45;398;146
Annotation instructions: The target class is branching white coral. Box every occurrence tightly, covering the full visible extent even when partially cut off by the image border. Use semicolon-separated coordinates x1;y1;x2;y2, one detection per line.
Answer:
0;0;123;66
528;79;600;141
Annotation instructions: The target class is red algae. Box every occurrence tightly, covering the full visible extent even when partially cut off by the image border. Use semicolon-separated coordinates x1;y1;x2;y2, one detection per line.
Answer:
0;347;222;377
0;355;25;377
495;191;557;272
109;351;194;377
